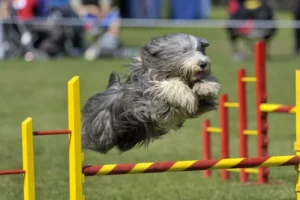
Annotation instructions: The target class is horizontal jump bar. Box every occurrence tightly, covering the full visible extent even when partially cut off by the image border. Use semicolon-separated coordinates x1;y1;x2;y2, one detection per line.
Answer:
260;103;295;113
226;168;258;173
0;169;25;175
242;77;257;82
206;127;222;133
83;155;300;176
224;102;239;108
243;130;258;135
33;130;71;136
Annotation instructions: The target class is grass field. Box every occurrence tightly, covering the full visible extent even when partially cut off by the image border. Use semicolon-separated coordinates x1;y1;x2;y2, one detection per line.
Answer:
1;7;300;200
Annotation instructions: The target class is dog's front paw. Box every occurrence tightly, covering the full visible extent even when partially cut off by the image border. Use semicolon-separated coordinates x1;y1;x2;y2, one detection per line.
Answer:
192;76;220;99
145;78;198;114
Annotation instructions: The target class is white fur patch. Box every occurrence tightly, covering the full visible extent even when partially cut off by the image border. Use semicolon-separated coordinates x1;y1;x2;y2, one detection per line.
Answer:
192;81;221;99
145;78;198;114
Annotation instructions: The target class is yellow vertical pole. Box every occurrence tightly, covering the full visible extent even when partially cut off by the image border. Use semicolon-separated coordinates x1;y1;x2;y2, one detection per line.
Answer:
68;76;84;200
295;70;300;200
22;117;36;200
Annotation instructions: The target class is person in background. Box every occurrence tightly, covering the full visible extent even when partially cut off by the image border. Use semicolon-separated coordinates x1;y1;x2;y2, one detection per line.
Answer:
0;0;43;60
0;0;9;18
0;0;9;59
226;0;276;61
71;0;120;60
37;0;84;57
0;0;83;59
291;0;300;55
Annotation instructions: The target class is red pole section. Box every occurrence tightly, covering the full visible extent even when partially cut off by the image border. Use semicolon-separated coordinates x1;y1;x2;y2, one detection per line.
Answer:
220;94;229;180
238;68;248;182
202;120;211;178
0;169;25;175
255;41;269;184
33;130;71;136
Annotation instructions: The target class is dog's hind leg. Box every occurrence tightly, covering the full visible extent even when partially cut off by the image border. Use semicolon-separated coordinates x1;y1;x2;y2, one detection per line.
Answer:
81;72;124;153
226;27;243;62
264;29;277;60
231;38;244;62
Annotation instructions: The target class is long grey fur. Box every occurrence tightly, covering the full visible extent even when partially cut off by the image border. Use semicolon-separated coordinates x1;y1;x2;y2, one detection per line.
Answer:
81;33;221;154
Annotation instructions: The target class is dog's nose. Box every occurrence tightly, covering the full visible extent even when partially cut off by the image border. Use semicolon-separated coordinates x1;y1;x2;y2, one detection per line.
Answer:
199;62;207;69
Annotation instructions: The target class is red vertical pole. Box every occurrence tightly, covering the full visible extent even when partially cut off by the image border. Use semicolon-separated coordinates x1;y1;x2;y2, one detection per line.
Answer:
238;69;248;182
220;94;229;180
202;120;211;178
255;41;269;184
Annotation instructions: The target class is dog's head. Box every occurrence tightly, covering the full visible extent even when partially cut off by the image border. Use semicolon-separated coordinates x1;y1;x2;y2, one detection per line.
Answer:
141;33;220;101
141;33;211;85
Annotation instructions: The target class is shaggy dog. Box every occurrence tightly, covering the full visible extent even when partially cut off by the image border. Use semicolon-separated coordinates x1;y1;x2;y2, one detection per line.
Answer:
226;0;277;61
81;33;221;154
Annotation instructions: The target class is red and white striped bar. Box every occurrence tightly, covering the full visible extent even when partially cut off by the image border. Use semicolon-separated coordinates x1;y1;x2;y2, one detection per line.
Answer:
83;155;300;176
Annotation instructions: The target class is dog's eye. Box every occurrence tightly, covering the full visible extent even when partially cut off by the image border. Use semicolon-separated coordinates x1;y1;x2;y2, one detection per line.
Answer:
196;45;202;51
201;49;206;55
196;45;206;55
196;38;209;55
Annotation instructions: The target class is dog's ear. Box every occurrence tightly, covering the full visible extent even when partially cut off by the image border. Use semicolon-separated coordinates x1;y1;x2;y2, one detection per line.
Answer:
198;38;209;48
140;45;151;59
106;72;120;89
141;44;162;58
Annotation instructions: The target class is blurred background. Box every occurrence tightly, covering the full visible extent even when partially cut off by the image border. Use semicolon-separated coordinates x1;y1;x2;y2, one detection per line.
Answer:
1;1;300;200
0;0;299;61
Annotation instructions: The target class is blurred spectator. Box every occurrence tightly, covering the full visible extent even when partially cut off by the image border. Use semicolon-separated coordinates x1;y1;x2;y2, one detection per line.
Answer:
0;0;44;59
38;0;84;57
291;0;300;55
12;0;37;20
0;0;84;59
226;0;277;61
0;0;9;59
0;0;9;19
71;0;120;60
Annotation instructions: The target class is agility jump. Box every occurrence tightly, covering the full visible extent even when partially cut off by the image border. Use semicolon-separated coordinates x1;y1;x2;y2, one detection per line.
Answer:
202;41;299;184
1;69;300;200
1;46;300;200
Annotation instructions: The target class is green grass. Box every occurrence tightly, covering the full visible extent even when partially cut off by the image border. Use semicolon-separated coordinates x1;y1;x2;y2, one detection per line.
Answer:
1;7;300;200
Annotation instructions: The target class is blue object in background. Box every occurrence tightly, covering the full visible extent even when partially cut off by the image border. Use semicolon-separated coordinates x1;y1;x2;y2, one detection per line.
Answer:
36;0;47;16
199;0;211;19
36;0;72;16
80;9;120;29
171;0;211;19
126;0;162;19
171;0;198;19
47;0;69;7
